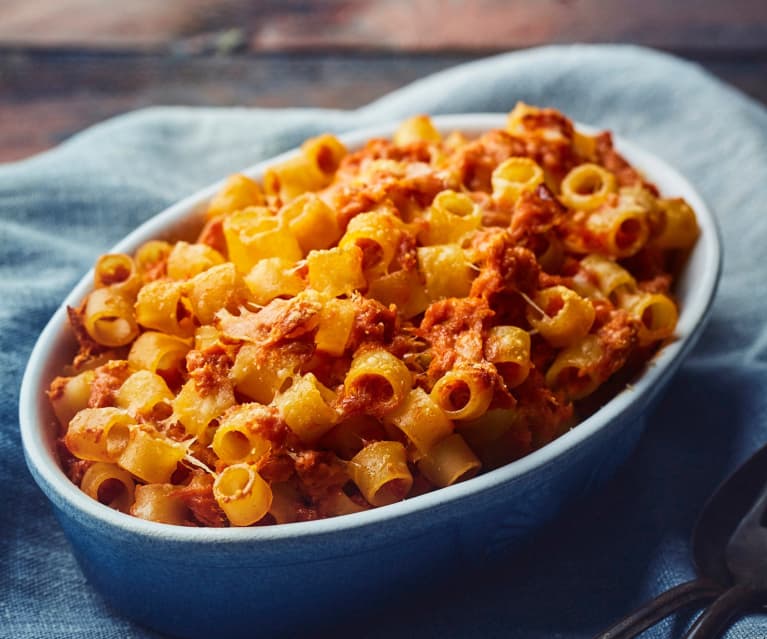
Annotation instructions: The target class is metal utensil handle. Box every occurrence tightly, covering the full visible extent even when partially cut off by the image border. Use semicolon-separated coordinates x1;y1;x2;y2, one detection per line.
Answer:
681;583;763;639
593;578;721;639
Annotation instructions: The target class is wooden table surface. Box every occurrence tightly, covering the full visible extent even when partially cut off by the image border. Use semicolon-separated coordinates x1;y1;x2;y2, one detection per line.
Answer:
2;0;766;163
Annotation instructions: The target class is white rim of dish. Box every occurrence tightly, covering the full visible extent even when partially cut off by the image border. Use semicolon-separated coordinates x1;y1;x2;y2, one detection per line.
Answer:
19;113;722;541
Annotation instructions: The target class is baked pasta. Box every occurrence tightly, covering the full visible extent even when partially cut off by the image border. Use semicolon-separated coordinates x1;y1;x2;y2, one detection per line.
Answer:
48;104;699;526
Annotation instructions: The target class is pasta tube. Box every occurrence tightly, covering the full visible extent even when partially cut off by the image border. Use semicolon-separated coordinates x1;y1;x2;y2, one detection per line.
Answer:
349;441;413;507
344;348;412;416
483;326;532;388
430;365;494;421
213;464;272;526
560;163;617;211
384;387;453;455
84;287;139;347
65;407;135;463
93;253;141;300
545;335;604;400
417;433;481;488
526;285;595;348
492;157;544;203
80;462;136;513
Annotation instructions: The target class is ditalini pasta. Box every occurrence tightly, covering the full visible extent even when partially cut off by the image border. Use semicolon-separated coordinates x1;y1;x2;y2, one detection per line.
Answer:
48;104;699;526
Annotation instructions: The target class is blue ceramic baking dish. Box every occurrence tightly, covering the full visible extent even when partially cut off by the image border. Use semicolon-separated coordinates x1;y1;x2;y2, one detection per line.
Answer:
19;114;721;638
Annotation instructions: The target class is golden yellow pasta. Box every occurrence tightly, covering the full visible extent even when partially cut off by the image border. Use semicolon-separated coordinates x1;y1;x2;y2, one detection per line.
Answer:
276;373;338;443
417;433;481;488
223;207;302;272
50;105;698;527
206;173;264;219
213;464;272;526
492;157;545;203
94;253;141;300
131;484;190;525
385;387;453;455
560;163;617;211
430;365;494;421
526;285;596;348
81;462;136;513
84;287;139;347
306;246;366;297
64;408;135;463
348;441;413;507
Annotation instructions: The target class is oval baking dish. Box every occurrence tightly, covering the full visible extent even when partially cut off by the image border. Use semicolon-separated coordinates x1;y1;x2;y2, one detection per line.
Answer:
19;114;721;639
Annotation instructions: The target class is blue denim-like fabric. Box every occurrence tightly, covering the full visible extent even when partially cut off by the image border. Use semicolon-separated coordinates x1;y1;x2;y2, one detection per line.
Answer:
3;45;767;638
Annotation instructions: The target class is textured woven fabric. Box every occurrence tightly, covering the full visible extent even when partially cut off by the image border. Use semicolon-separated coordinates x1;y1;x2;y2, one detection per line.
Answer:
3;45;767;638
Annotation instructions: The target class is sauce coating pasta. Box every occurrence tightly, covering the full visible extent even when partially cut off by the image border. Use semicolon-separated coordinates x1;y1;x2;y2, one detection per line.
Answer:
48;104;698;526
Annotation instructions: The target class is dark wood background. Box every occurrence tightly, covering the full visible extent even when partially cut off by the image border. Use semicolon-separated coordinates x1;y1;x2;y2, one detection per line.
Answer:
2;0;766;163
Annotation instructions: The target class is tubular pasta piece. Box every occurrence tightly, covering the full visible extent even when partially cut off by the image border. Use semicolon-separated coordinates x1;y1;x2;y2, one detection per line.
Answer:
384;387;453;455
131;483;190;525
80;462;136;513
172;379;235;438
430;365;494;421
367;269;429;320
84;287;139;347
94;253;141;300
393;114;441;145
526;285;595;348
187;262;251;325
128;331;191;375
222;207;302;272
279;193;341;253
212;408;272;465
344;348;412;417
277;373;338;443
574;254;636;300
134;240;171;280
492;157;545;204
116;426;187;484
652;198;699;249
483;326;531;388
315;297;356;356
339;209;404;277
417;244;474;302
48;370;95;430
349;441;413;507
545;335;604;400
421;190;482;246
307;246;366;298
417;433;481;488
616;290;678;346
586;206;649;258
213;464;272;526
114;370;173;418
134;280;195;338
244;257;305;306
301;134;347;183
230;343;303;405
263;151;329;206
65;407;135;463
560;163;617;211
206;173;265;219
166;241;225;280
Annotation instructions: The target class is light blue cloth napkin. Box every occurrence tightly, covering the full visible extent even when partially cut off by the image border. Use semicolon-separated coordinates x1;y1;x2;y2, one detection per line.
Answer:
3;44;767;638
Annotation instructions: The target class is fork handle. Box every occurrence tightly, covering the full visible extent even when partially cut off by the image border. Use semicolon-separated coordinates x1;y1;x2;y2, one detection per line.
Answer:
593;577;722;639
681;583;763;639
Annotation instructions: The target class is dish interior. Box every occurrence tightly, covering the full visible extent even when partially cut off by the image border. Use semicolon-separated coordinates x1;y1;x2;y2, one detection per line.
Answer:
20;114;721;541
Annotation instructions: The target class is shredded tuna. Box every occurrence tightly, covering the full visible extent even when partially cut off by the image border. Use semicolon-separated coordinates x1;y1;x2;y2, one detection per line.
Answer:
171;473;228;527
87;360;131;408
217;295;321;346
